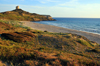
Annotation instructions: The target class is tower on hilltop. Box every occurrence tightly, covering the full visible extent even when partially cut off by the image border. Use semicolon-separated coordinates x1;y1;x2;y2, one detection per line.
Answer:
16;6;19;9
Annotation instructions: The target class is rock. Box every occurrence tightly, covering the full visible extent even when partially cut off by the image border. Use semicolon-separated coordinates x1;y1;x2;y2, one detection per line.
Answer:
1;32;36;42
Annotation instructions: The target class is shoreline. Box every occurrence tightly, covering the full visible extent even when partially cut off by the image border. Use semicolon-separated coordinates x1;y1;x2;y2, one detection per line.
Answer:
21;21;100;44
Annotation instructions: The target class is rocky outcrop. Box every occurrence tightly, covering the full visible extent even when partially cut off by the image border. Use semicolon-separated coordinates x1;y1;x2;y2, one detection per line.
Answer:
1;32;36;42
42;15;54;20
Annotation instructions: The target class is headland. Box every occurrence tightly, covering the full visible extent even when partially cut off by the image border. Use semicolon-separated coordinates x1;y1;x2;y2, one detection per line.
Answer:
0;6;55;21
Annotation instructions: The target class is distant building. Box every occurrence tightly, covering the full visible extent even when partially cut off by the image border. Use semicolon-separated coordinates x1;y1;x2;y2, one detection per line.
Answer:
16;6;19;9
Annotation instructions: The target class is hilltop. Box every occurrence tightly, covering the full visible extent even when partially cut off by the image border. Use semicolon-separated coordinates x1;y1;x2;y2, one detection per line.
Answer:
0;6;55;21
0;19;100;66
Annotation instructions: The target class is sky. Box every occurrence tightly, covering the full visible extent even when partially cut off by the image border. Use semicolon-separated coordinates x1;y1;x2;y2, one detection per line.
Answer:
0;0;100;18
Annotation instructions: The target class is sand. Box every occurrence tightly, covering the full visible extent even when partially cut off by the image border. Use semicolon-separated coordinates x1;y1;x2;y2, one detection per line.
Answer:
21;21;100;44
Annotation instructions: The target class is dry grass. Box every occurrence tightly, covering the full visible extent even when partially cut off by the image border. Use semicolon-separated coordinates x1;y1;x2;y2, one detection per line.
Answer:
0;20;100;66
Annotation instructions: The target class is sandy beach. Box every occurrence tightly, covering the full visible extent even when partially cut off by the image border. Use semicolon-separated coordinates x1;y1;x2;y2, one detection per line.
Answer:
21;21;100;44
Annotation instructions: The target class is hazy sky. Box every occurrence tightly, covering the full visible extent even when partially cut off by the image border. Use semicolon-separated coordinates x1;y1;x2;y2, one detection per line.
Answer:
0;0;100;18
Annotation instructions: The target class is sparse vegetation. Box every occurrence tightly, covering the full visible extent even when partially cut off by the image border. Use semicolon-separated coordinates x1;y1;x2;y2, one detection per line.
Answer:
0;19;100;66
0;9;55;21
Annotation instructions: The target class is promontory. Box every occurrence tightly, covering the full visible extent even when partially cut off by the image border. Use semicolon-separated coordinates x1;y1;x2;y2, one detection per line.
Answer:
0;6;55;21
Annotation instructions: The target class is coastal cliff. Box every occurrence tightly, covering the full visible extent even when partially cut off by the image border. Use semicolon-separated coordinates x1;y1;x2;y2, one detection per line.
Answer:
0;6;55;21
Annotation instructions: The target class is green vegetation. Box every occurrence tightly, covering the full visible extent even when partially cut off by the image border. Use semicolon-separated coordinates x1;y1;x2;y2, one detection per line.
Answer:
0;19;100;66
0;9;55;21
77;39;91;47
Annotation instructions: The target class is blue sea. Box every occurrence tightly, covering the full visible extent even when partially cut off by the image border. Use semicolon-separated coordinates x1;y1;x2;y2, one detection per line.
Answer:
34;18;100;34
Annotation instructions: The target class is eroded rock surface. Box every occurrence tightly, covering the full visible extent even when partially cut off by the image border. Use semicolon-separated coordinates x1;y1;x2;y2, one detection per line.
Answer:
1;32;36;42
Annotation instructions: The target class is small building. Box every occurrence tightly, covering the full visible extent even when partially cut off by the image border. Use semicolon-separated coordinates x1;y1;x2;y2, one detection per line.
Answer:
16;6;19;9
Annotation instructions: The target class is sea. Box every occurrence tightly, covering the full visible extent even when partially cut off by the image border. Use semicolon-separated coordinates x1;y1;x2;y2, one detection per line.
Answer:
34;18;100;35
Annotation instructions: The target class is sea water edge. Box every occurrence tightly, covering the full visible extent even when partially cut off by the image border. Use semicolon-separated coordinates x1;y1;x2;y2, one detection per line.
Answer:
34;18;100;35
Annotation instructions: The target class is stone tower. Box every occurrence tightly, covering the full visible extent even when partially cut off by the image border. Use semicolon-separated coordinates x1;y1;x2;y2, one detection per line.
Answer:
16;6;19;9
